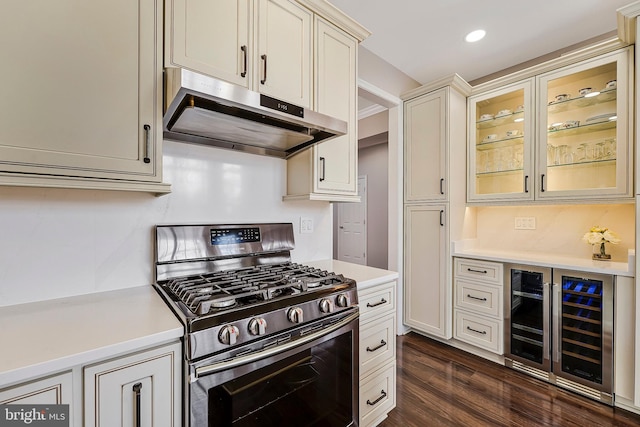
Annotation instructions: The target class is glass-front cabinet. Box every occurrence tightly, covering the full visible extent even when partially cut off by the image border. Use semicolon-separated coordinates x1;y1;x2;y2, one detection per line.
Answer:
468;81;534;202
468;47;633;203
536;48;632;200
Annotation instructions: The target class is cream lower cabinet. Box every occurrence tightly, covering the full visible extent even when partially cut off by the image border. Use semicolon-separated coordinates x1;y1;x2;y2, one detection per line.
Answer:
84;343;182;427
404;204;449;338
453;258;504;354
0;372;73;405
0;0;168;194
285;16;359;202
358;281;397;427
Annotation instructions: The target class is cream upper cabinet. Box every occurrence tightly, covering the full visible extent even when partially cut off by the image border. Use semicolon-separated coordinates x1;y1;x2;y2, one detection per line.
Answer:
536;48;632;201
468;80;535;202
404;90;448;202
165;0;251;88
0;0;168;194
284;15;360;201
166;0;312;108
256;0;312;108
468;46;633;203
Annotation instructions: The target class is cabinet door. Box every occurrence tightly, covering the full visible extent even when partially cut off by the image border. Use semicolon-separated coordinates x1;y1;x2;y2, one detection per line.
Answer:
536;48;632;200
314;17;358;194
0;0;162;183
404;89;448;202
404;204;450;338
165;0;251;88
84;344;181;427
468;80;534;202
256;0;312;108
0;372;72;405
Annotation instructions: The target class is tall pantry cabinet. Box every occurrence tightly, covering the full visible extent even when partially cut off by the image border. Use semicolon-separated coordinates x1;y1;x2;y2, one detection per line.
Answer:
401;75;471;338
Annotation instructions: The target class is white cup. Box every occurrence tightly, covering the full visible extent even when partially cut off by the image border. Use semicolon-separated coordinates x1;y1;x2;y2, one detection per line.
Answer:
497;109;512;117
605;80;617;89
555;93;570;102
479;113;494;121
483;134;498;142
506;130;519;138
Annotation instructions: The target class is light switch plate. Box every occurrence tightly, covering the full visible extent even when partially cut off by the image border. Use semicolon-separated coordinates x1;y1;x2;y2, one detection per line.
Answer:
515;217;536;230
300;217;314;234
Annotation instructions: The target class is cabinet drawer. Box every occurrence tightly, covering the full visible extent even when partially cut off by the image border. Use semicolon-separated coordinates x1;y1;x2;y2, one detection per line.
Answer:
454;310;503;354
359;281;396;321
360;362;396;427
455;258;503;284
455;279;502;318
360;313;395;376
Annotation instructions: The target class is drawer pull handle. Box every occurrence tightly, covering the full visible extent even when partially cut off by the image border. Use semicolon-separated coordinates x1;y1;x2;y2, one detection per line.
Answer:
467;294;487;302
467;326;487;335
260;54;267;84
467;268;487;274
143;124;151;164
240;45;248;78
133;382;142;427
366;298;387;308
366;340;387;352
367;389;387;406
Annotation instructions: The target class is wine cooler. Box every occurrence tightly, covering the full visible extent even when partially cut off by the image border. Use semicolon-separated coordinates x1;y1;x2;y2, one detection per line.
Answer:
504;264;613;404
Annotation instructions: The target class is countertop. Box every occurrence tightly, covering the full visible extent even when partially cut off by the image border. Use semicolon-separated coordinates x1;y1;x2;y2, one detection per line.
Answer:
0;286;183;388
452;242;635;277
305;259;399;289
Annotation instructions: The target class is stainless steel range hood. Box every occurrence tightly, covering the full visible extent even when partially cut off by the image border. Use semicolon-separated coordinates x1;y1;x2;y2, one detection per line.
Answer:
163;68;347;159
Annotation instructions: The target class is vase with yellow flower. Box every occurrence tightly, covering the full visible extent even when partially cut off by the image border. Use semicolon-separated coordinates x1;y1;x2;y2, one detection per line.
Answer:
582;226;621;261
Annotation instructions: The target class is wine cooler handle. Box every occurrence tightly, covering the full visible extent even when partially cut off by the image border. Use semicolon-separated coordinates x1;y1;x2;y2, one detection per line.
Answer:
552;282;561;364
543;282;550;364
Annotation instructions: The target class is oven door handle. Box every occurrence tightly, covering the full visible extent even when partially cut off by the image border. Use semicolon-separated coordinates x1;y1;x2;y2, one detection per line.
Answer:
193;310;359;380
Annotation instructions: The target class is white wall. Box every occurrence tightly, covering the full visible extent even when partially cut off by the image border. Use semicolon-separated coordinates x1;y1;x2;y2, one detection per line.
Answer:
359;142;389;269
474;204;634;261
0;141;333;306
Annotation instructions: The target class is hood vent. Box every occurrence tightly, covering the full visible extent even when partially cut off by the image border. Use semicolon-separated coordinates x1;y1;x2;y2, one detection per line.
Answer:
163;69;347;159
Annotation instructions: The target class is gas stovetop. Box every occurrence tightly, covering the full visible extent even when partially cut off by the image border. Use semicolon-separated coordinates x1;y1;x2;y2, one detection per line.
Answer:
161;262;351;316
153;223;358;360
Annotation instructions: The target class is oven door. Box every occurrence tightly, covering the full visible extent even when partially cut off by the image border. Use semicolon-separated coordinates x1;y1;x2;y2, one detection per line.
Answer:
188;310;359;427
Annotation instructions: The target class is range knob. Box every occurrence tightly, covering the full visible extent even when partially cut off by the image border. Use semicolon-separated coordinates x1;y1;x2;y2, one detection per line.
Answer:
218;325;240;345
319;298;334;313
248;317;267;336
336;293;350;308
287;307;304;324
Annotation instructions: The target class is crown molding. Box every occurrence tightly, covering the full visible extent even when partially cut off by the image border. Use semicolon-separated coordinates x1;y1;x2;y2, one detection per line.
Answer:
400;73;471;101
295;0;371;41
617;1;640;43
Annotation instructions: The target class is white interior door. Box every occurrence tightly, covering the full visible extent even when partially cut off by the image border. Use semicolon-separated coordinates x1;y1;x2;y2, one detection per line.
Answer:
337;176;367;265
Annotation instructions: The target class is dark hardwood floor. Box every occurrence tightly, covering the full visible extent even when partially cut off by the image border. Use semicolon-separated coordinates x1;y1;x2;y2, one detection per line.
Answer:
378;333;640;427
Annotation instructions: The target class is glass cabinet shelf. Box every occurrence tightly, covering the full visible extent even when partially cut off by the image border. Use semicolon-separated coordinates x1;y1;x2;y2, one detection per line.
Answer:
547;88;616;114
547;120;616;138
476;111;524;129
547;158;615;169
477;136;524;149
476;168;524;176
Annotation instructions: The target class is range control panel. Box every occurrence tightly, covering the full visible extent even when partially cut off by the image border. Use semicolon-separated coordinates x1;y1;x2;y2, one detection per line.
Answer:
210;227;261;246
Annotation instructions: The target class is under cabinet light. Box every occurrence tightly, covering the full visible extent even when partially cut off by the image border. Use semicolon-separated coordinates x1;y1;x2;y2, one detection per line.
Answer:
584;91;600;98
514;118;524;123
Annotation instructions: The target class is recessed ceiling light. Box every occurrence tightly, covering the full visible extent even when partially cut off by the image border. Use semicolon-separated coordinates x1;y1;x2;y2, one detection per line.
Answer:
465;29;486;43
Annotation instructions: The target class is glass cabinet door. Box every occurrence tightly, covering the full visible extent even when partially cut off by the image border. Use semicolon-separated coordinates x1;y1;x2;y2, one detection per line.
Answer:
536;48;632;200
468;81;534;202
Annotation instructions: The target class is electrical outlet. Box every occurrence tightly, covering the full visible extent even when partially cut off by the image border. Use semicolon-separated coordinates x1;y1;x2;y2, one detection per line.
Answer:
515;217;536;230
300;217;314;234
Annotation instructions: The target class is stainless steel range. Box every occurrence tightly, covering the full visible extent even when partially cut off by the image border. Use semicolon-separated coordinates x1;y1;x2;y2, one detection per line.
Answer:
154;223;359;427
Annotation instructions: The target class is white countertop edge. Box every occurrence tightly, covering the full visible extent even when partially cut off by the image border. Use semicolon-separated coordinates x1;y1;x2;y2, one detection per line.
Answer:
304;259;399;290
0;328;183;389
452;242;635;277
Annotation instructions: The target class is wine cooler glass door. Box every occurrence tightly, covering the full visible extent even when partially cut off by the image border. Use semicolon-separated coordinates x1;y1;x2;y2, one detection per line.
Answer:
552;270;613;394
505;265;551;372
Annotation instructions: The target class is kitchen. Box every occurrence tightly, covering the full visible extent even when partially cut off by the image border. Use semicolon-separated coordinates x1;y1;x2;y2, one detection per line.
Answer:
1;0;640;426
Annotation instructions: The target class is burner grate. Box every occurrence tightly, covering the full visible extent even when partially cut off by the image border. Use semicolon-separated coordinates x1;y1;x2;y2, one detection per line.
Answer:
161;263;347;315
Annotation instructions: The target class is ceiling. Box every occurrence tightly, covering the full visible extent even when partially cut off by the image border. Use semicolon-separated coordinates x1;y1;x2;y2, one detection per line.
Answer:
330;0;632;88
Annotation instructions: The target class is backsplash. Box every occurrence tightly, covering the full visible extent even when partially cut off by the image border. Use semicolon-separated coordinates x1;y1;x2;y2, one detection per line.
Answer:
0;141;332;306
474;204;634;261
